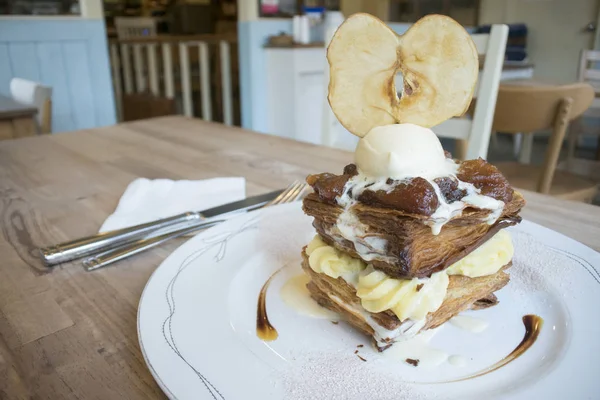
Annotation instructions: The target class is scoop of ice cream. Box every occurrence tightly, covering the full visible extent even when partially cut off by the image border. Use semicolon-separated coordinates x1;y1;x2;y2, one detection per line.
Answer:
354;123;457;179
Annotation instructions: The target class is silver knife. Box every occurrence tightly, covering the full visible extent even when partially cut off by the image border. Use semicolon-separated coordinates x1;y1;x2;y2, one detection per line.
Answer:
39;189;283;266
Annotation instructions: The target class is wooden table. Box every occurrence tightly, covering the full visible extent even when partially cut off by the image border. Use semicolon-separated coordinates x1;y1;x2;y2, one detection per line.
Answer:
0;95;37;140
0;116;599;399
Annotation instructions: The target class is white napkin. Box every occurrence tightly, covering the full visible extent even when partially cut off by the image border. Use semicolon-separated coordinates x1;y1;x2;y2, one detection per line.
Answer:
10;78;52;125
99;177;246;233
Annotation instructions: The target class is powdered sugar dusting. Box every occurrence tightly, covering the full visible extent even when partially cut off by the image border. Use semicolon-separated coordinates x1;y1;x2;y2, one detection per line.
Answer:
278;351;442;400
509;228;600;314
510;230;579;300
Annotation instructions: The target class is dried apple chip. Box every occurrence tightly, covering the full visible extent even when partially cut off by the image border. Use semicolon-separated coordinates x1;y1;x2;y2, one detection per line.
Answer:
327;13;478;137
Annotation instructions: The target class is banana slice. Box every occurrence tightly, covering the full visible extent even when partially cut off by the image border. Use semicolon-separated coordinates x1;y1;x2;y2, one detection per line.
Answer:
327;13;478;137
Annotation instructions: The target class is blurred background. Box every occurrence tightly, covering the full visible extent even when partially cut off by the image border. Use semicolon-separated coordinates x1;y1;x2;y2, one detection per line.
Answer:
1;0;599;201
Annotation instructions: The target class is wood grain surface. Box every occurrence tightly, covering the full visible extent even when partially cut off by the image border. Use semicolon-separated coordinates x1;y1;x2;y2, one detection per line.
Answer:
0;117;37;141
0;116;599;399
0;95;38;141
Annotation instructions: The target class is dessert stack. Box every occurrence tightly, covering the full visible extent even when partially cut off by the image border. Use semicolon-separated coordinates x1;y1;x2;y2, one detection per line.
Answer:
300;13;525;350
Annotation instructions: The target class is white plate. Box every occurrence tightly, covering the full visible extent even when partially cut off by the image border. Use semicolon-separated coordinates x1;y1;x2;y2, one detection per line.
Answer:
138;203;600;400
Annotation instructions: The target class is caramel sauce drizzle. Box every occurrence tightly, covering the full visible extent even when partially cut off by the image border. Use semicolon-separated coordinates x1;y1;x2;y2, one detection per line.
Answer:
444;314;543;383
256;270;282;341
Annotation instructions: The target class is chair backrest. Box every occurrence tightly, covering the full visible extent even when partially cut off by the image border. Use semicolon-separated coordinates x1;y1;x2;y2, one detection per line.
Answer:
115;17;157;40
492;82;594;193
492;83;593;132
432;24;509;160
577;49;600;108
10;78;52;133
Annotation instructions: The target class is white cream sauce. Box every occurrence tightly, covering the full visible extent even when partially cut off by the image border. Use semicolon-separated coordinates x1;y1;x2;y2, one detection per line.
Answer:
327;212;392;263
448;354;468;367
449;315;489;333
382;327;449;368
280;274;340;320
327;294;426;347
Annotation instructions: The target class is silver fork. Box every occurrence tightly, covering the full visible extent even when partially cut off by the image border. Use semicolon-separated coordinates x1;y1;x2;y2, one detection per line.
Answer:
83;181;308;271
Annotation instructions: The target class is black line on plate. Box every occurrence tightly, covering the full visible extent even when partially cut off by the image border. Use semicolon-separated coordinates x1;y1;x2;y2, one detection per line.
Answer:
545;245;600;286
158;216;260;399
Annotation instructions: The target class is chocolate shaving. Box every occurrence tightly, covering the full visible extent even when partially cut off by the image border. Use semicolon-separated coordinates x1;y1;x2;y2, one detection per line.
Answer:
357;344;364;348
406;358;420;367
357;355;367;362
331;320;339;325
416;283;424;292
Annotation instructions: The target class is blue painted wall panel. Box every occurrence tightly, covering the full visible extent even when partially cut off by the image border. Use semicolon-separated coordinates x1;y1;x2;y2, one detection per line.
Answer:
36;42;74;133
8;42;41;82
63;41;96;130
0;44;12;95
0;19;116;132
86;24;118;128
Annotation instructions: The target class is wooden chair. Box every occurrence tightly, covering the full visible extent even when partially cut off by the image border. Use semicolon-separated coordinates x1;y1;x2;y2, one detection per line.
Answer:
122;92;176;122
432;24;509;160
492;83;598;202
10;78;52;134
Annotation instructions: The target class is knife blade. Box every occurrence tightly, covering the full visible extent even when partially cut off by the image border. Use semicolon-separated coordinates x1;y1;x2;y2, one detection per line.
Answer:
199;189;283;219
